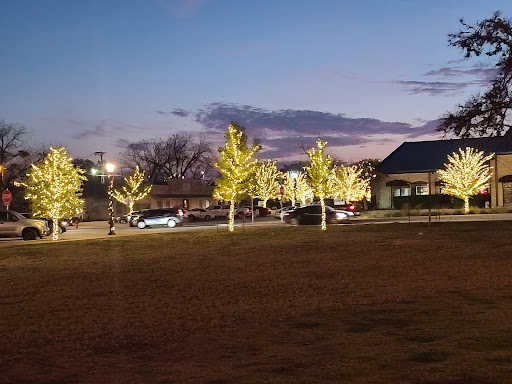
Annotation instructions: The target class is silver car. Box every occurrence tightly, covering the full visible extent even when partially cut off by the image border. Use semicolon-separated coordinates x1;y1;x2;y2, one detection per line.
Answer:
0;210;49;240
137;208;184;229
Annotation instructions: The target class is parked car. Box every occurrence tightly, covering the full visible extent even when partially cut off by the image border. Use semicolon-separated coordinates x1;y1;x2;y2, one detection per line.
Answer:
187;208;216;222
252;206;271;217
0;210;49;240
284;205;349;225
236;206;252;217
337;202;363;216
237;206;271;217
128;211;143;227
137;208;184;229
21;213;66;234
205;205;231;217
274;206;298;219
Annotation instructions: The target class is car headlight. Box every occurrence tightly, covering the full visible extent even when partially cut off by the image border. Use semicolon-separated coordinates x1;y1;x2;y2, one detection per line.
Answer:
336;212;347;219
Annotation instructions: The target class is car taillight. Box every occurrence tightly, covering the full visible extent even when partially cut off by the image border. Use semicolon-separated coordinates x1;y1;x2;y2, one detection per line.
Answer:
284;212;290;216
349;205;355;210
178;209;183;216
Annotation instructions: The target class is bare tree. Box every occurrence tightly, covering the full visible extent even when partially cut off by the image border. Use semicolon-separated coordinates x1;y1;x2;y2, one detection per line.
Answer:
0;120;35;189
119;134;214;183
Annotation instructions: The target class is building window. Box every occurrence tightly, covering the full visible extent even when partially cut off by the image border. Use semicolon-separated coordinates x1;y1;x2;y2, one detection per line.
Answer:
415;185;429;196
182;199;189;209
392;187;410;197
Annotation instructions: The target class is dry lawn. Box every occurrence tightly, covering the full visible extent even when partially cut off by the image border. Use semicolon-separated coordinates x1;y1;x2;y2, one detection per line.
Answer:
1;221;512;383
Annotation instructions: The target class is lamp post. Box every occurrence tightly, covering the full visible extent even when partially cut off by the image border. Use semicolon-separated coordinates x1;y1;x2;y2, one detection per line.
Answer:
0;164;4;190
291;171;299;206
106;162;116;235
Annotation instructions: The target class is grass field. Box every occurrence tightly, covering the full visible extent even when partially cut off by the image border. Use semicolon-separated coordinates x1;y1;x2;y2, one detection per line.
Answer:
1;221;512;383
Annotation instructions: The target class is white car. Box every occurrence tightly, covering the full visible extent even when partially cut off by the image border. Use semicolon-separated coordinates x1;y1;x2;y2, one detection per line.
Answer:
205;205;231;217
0;210;49;240
187;208;216;221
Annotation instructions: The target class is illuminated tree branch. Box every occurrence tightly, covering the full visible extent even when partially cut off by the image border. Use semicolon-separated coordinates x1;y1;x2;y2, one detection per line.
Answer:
111;165;152;213
248;160;282;207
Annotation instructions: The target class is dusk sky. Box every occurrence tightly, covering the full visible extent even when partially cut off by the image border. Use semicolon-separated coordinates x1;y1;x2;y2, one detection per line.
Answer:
2;0;512;164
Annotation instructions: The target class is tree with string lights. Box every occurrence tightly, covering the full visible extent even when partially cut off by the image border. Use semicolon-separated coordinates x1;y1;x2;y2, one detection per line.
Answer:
305;139;336;230
111;166;152;214
16;147;87;240
248;160;282;208
332;165;370;202
282;171;313;206
437;147;494;214
214;123;259;232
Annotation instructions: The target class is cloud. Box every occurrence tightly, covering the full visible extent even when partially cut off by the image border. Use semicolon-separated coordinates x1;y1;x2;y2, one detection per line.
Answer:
394;80;470;96
395;62;497;96
166;103;441;159
161;0;208;18
71;119;135;140
424;66;497;81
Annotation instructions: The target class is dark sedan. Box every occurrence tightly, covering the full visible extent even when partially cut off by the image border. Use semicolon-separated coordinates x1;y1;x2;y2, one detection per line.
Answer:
284;205;349;225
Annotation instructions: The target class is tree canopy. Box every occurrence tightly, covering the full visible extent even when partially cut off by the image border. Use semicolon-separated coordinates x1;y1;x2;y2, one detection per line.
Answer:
438;11;512;138
16;147;87;240
438;147;493;213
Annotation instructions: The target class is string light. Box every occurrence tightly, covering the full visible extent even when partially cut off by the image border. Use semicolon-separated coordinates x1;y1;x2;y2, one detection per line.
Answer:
248;160;281;208
111;166;152;213
332;165;370;202
437;147;494;214
305;139;336;231
282;171;313;206
214;124;259;232
15;147;87;240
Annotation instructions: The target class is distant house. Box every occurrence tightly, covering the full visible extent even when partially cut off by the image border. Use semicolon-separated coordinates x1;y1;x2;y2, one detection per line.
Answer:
149;178;215;210
372;135;512;209
82;177;215;221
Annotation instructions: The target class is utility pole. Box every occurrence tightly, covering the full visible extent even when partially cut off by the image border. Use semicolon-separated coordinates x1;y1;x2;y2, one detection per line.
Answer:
93;151;107;166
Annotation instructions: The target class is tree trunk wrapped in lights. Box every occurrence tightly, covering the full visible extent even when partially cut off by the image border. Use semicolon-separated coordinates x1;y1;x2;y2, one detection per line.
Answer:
248;160;282;208
16;147;87;240
305;139;336;230
111;166;152;213
214;123;259;232
437;147;494;214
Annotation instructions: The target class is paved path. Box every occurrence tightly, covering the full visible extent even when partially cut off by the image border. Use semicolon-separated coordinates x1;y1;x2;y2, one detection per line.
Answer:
1;213;512;247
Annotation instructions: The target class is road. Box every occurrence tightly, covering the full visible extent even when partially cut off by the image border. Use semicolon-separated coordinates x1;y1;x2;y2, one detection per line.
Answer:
1;213;512;247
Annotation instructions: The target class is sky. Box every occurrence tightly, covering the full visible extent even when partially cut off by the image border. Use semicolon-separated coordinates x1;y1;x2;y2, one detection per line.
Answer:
2;0;512;165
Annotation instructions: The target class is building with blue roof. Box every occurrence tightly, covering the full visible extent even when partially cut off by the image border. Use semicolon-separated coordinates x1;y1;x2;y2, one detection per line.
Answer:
373;135;512;209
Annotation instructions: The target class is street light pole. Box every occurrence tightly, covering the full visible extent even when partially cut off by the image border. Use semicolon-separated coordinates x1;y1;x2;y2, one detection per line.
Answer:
106;162;116;235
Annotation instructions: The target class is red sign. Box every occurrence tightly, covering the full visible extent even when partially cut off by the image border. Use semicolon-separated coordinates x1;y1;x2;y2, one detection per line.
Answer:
280;185;284;196
2;190;12;204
